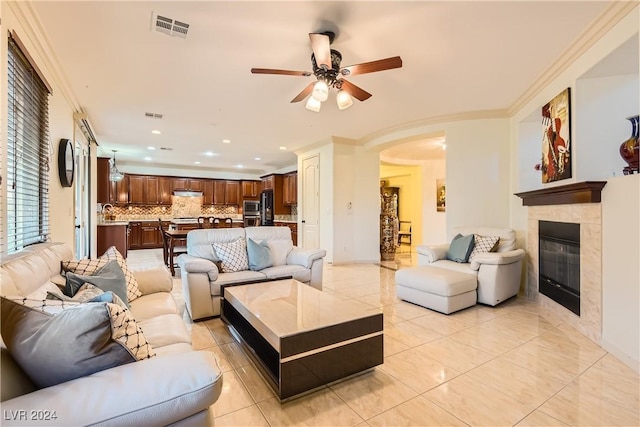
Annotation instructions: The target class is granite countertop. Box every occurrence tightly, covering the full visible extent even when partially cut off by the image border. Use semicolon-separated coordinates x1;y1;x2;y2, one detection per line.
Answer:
98;221;130;226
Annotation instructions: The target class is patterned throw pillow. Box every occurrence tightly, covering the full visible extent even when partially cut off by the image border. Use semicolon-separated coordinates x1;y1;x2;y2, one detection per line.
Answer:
0;296;154;388
212;239;249;273
61;258;108;276
469;234;500;261
101;246;142;302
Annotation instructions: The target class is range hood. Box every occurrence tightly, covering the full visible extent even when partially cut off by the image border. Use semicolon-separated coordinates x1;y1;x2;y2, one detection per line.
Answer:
172;190;203;197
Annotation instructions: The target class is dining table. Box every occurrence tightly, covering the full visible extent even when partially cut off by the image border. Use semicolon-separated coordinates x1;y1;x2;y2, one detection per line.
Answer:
163;228;189;276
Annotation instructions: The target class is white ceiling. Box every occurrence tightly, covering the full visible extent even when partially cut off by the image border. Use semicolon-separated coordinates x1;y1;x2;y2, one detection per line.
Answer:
29;1;614;174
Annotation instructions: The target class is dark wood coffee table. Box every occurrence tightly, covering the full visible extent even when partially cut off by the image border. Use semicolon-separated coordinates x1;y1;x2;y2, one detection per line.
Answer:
222;278;383;401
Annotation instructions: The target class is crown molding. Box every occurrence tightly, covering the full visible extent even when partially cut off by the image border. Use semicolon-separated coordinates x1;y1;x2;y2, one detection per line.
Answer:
508;1;639;116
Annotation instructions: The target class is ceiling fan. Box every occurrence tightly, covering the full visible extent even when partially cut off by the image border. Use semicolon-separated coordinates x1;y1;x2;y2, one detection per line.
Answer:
251;32;402;111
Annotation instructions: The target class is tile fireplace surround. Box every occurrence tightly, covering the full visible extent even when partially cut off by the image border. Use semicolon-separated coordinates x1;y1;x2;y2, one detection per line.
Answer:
516;182;606;344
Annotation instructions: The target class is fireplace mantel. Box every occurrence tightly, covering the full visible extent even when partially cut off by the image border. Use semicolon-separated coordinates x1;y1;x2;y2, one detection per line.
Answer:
515;181;607;206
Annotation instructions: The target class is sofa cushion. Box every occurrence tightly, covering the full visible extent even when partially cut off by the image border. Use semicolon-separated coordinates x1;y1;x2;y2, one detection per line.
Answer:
446;234;475;263
469;234;500;262
212;238;249;273
61;258;109;275
266;240;293;266
247;238;273;271
137;314;191;349
48;283;128;308
101;246;143;302
0;296;155;388
64;260;130;306
129;292;178;322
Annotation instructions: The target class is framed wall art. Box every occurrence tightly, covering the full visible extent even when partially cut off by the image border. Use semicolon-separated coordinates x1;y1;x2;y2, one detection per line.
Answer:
436;179;446;212
541;88;572;183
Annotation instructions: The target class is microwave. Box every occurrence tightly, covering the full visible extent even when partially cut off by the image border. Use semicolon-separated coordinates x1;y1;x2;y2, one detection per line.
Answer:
243;200;260;215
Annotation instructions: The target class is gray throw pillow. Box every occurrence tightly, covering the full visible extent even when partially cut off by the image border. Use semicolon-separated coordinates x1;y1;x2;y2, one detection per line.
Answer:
247;238;273;271
446;233;475;263
0;297;155;389
64;260;129;307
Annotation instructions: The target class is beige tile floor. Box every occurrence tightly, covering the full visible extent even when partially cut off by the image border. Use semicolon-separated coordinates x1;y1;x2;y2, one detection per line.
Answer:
128;249;639;427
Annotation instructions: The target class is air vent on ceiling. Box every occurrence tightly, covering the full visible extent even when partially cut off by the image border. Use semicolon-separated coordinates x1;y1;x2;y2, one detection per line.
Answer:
151;12;189;39
160;147;173;151
145;112;163;119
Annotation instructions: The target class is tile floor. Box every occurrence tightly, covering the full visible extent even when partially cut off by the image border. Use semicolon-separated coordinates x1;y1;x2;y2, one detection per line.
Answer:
127;249;639;427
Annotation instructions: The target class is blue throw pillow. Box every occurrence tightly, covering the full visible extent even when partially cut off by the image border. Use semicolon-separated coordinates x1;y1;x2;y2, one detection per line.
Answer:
446;233;475;263
64;260;129;307
247;238;273;271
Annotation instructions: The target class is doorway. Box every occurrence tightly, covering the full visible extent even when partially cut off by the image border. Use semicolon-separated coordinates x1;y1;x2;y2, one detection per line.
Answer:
301;154;320;249
74;132;91;259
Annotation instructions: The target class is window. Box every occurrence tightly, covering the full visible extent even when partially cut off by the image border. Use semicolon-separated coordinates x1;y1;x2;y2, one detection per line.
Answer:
6;35;51;253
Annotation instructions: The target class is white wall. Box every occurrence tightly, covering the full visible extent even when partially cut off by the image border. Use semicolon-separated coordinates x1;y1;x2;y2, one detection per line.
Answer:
602;175;640;372
1;2;77;254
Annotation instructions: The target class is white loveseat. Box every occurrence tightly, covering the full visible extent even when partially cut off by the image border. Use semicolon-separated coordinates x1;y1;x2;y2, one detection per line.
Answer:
178;226;327;320
416;227;526;305
0;243;223;426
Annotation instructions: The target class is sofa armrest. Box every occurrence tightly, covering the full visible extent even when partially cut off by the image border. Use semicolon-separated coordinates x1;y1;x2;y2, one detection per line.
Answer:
416;243;449;263
470;249;525;271
177;254;219;281
0;351;223;426
286;248;327;269
133;266;173;295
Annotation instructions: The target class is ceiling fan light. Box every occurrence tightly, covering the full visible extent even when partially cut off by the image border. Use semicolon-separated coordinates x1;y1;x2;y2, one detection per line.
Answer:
305;96;321;112
336;90;353;110
311;80;329;102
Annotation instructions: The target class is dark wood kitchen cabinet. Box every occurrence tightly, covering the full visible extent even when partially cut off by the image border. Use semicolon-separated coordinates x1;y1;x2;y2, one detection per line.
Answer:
242;180;260;199
145;176;159;204
140;221;161;248
213;180;226;205
159;177;173;205
128;175;146;204
283;172;297;205
225;180;240;205
128;222;142;249
97;224;128;258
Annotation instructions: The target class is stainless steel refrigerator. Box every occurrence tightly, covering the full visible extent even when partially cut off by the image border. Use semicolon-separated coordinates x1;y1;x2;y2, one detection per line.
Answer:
260;190;274;225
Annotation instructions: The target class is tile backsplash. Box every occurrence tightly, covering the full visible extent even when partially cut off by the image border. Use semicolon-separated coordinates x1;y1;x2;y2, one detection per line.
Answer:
109;204;239;220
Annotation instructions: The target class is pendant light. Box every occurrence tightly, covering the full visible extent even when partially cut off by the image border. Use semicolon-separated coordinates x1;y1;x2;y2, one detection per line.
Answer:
109;150;124;182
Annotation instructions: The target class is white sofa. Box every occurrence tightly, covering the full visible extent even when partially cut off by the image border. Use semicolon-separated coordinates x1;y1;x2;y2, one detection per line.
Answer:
415;227;526;305
178;226;327;321
0;242;223;426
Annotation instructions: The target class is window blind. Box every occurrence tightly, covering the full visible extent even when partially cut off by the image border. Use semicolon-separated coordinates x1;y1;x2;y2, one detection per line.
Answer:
7;35;51;253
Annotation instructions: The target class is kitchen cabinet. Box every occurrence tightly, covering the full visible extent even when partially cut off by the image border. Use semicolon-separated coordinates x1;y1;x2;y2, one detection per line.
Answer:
283;172;297;205
140;221;161;248
97;158;111;204
262;175;274;190
97;224;128;258
128;175;146;204
145;176;159;204
241;180;260;199
188;179;205;193
112;176;129;206
213;180;226;205
225;180;240;205
203;180;215;205
128;222;142;249
159;177;173;205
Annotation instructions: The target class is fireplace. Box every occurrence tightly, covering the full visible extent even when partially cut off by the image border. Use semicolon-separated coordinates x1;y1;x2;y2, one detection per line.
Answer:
538;220;580;315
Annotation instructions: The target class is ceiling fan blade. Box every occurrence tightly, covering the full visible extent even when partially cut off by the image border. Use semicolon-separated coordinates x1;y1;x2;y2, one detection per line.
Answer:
309;33;332;69
340;79;372;101
341;56;403;76
251;68;312;77
290;82;315;103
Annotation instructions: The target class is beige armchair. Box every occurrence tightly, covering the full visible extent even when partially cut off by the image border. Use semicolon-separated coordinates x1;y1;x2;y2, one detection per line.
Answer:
416;227;525;306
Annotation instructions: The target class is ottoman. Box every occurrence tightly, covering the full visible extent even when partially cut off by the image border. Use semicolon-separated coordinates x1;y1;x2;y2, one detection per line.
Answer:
395;266;477;314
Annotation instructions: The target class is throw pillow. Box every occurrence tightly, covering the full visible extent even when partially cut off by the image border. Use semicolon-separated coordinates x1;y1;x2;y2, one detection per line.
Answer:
101;246;142;302
212;239;249;273
64;260;129;307
47;283;128;308
446;233;475;263
469;234;500;262
247;238;272;271
267;240;294;266
61;258;108;276
0;296;155;388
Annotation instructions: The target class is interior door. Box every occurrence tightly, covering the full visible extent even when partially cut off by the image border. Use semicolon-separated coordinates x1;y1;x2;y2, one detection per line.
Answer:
301;155;320;249
74;138;90;259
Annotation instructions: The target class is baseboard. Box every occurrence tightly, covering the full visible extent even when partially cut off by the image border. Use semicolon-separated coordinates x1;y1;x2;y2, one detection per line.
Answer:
600;338;640;374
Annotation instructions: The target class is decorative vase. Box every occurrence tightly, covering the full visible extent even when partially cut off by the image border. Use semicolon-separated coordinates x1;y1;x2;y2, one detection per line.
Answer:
380;193;399;261
620;115;639;175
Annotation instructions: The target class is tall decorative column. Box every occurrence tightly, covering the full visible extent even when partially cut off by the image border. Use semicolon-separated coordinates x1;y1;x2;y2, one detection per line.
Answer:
380;193;399;261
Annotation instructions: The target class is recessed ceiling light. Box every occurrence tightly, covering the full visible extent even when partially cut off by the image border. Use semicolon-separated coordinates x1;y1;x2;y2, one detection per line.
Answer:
194;161;201;165
144;157;152;161
147;146;156;150
222;139;231;144
151;130;161;135
279;146;287;150
204;151;215;156
254;157;261;161
236;164;243;168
